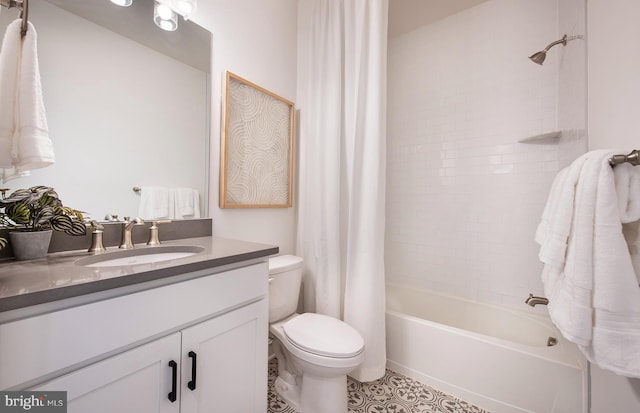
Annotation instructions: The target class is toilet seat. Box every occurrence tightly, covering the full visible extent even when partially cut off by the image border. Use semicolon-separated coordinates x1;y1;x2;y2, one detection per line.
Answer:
283;313;364;358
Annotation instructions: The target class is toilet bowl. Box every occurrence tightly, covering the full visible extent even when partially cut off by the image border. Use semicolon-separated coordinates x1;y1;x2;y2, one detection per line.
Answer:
268;255;364;413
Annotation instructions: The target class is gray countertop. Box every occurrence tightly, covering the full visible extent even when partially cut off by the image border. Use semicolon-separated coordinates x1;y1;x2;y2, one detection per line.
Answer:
0;236;279;313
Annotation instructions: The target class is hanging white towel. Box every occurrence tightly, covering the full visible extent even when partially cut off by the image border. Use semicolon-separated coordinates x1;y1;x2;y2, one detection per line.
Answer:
0;19;26;179
173;188;200;219
614;163;640;223
536;150;640;378
137;186;172;219
0;20;54;182
618;162;640;284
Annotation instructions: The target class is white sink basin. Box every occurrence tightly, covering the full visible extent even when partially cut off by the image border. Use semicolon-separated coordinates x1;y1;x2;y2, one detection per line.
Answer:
76;245;205;268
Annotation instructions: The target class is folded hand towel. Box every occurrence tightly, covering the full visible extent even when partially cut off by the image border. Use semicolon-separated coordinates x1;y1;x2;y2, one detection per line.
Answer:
137;186;172;219
173;188;201;219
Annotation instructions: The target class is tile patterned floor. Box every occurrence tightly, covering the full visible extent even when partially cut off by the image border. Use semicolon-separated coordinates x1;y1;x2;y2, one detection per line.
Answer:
267;358;490;413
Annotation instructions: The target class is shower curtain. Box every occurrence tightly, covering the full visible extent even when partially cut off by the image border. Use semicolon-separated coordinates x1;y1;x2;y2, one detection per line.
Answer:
296;0;388;382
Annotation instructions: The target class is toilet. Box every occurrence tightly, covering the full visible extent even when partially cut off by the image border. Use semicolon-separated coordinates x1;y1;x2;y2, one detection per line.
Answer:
268;255;364;413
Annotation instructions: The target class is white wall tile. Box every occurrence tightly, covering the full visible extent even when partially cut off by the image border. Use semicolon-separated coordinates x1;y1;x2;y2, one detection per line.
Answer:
385;0;587;308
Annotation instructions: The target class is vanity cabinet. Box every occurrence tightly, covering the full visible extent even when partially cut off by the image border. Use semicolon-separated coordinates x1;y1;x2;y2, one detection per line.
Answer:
0;262;269;413
180;301;265;412
34;333;182;413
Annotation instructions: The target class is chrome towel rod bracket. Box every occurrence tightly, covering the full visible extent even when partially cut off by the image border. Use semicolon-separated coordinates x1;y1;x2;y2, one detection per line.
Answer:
609;150;640;167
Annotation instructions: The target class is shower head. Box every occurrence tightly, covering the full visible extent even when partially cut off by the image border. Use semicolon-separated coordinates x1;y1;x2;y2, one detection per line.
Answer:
528;34;583;65
528;50;548;65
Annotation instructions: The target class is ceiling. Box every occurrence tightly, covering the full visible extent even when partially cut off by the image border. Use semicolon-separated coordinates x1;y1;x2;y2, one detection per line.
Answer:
388;0;490;38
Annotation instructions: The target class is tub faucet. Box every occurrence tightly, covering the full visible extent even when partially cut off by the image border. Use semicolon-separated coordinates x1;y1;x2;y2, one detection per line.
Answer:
525;294;549;307
119;216;145;249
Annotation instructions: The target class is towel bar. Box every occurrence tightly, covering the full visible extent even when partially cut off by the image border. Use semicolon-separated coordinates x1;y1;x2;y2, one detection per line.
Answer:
609;150;640;167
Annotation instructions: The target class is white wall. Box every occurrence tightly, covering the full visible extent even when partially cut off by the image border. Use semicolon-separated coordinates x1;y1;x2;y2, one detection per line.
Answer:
587;0;640;410
385;0;586;309
191;0;298;253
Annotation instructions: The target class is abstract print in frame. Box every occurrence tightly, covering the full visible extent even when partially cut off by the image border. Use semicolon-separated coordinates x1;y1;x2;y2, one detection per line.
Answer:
220;71;295;208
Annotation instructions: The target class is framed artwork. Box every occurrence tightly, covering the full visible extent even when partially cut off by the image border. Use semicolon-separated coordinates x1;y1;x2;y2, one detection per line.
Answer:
220;71;295;208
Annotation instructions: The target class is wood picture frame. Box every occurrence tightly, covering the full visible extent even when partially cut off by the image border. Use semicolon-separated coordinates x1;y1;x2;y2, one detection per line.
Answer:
220;71;295;208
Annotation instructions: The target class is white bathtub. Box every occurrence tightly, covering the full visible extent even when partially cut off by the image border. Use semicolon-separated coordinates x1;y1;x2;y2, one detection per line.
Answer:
385;283;587;413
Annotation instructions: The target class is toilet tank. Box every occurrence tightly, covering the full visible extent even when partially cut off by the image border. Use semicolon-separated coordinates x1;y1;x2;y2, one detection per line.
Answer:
268;255;304;323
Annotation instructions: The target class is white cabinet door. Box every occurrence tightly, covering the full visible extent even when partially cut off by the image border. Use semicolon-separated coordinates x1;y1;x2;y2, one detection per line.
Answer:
179;300;268;413
33;333;181;413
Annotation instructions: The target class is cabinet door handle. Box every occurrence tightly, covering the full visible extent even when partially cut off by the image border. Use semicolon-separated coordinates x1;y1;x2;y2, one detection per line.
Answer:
187;351;197;391
168;360;178;402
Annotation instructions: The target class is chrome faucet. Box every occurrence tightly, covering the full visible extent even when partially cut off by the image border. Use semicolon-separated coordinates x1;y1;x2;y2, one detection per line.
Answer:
119;217;145;249
525;294;549;307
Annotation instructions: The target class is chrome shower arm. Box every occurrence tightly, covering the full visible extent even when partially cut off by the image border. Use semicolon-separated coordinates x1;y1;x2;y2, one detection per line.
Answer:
529;34;583;65
542;35;568;52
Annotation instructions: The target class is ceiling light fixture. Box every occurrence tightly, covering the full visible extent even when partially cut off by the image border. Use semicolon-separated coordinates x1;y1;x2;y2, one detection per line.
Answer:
110;0;133;7
172;0;196;18
154;1;178;31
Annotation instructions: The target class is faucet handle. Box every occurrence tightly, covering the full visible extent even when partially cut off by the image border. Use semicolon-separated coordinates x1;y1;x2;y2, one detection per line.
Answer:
87;220;104;231
147;220;171;246
87;220;106;254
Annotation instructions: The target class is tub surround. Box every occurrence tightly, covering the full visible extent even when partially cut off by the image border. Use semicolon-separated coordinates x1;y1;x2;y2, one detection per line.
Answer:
0;233;278;314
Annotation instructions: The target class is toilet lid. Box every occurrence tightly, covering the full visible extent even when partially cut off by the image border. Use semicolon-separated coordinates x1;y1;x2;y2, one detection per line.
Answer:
283;313;364;358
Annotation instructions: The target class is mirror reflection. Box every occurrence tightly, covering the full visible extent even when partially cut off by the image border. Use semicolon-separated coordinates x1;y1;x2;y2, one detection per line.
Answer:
0;0;211;221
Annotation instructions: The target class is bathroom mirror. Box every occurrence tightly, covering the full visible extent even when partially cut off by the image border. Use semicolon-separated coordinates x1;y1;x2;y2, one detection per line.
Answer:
0;0;211;221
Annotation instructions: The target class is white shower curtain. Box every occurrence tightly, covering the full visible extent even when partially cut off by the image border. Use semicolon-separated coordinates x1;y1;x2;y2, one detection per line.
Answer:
296;0;388;382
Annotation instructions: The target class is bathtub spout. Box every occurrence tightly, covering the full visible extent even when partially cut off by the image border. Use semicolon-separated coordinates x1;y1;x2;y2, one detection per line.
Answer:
525;294;549;307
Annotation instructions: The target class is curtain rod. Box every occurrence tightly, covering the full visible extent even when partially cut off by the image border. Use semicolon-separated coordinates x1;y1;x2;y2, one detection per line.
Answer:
609;150;640;167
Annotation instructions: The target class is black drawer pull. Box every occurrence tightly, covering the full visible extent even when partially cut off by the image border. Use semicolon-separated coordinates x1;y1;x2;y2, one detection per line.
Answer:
187;351;197;391
168;360;178;402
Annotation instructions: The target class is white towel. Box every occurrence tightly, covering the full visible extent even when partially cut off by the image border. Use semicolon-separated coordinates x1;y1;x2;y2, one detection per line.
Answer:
614;163;640;223
0;20;54;182
137;186;172;219
536;151;590;269
536;150;640;378
623;221;640;285
173;188;201;219
0;19;26;180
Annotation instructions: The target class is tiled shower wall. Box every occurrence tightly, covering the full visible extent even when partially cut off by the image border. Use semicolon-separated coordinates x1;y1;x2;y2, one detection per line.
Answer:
385;0;587;308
